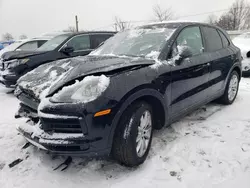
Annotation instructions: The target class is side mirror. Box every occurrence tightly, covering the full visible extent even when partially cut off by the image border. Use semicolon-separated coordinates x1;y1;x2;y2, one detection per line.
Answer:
60;46;74;54
179;46;192;58
174;45;193;65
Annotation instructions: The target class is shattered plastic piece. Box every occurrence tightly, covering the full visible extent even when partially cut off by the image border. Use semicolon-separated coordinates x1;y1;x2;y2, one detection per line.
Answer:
8;158;23;168
53;157;72;171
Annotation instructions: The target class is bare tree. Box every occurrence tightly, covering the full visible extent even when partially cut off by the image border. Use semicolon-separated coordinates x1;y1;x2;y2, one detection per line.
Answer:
63;26;77;33
153;4;174;22
210;0;250;30
216;14;234;30
2;33;14;41
228;0;250;30
113;16;131;31
19;34;28;40
207;14;217;25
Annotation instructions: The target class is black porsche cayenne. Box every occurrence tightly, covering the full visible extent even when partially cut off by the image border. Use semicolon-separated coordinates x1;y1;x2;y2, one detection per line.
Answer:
15;21;241;167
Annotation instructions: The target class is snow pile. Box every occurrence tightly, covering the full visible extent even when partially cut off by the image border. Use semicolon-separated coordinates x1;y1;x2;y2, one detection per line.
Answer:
145;51;160;59
52;75;110;103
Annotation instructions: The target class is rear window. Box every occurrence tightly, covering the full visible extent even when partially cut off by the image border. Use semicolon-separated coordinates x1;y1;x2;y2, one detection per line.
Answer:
202;27;223;52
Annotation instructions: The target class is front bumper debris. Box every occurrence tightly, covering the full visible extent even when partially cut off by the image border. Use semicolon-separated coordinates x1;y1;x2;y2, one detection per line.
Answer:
15;87;113;157
17;118;109;156
16;103;111;157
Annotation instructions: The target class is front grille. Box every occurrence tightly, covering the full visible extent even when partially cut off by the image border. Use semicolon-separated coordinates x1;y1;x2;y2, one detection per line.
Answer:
40;118;83;133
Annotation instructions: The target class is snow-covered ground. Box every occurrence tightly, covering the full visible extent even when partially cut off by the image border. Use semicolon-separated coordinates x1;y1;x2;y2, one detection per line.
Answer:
1;79;250;188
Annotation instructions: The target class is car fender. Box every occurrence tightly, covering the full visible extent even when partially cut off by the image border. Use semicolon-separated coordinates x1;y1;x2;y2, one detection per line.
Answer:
107;88;168;150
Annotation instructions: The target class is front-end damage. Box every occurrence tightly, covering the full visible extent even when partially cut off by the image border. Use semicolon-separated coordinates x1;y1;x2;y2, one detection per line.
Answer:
15;55;157;156
15;75;114;156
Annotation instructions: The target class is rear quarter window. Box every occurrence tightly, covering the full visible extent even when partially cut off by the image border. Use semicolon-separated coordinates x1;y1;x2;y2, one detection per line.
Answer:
202;27;223;52
218;30;230;48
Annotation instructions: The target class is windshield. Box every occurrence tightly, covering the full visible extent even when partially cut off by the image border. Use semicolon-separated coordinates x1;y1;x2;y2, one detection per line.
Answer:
91;26;175;58
36;34;69;51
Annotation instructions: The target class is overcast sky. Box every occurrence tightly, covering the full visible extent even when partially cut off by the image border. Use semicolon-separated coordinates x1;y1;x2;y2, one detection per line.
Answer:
0;0;242;39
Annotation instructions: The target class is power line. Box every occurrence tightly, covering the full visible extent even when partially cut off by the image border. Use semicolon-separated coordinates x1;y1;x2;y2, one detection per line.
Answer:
92;6;250;30
178;8;230;18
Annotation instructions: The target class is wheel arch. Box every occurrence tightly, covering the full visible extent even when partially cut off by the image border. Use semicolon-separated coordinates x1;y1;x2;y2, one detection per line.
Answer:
232;65;242;81
225;63;242;85
107;87;168;149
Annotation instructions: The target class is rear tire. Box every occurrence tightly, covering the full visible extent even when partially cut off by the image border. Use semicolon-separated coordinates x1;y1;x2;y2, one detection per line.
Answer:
217;70;239;105
111;101;153;167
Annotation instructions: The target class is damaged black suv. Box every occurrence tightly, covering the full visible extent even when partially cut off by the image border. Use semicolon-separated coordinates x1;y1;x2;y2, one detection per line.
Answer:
15;22;241;167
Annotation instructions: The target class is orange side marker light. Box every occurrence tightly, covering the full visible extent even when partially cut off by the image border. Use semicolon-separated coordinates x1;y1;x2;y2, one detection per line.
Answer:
94;109;111;117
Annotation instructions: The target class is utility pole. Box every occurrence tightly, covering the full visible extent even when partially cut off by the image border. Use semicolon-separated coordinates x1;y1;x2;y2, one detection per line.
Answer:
75;15;79;32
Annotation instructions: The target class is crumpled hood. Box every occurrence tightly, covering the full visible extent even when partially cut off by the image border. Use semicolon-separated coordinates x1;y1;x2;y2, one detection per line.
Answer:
17;55;155;99
2;50;48;61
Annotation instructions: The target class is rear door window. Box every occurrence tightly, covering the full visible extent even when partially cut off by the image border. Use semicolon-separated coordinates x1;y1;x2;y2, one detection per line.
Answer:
66;35;90;51
202;27;223;51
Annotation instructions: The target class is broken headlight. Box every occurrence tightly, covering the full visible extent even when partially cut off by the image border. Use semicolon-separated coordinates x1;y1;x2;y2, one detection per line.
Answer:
50;75;110;103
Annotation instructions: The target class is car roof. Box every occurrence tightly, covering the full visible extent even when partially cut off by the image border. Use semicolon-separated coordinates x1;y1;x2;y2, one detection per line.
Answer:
69;31;117;37
29;38;51;41
13;38;50;44
141;20;219;29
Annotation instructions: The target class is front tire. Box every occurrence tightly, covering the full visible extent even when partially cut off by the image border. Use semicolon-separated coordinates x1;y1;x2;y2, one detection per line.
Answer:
111;101;153;167
218;70;239;104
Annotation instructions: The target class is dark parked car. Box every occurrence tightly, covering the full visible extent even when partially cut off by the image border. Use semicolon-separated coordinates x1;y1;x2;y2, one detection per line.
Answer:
0;31;115;87
15;22;241;167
